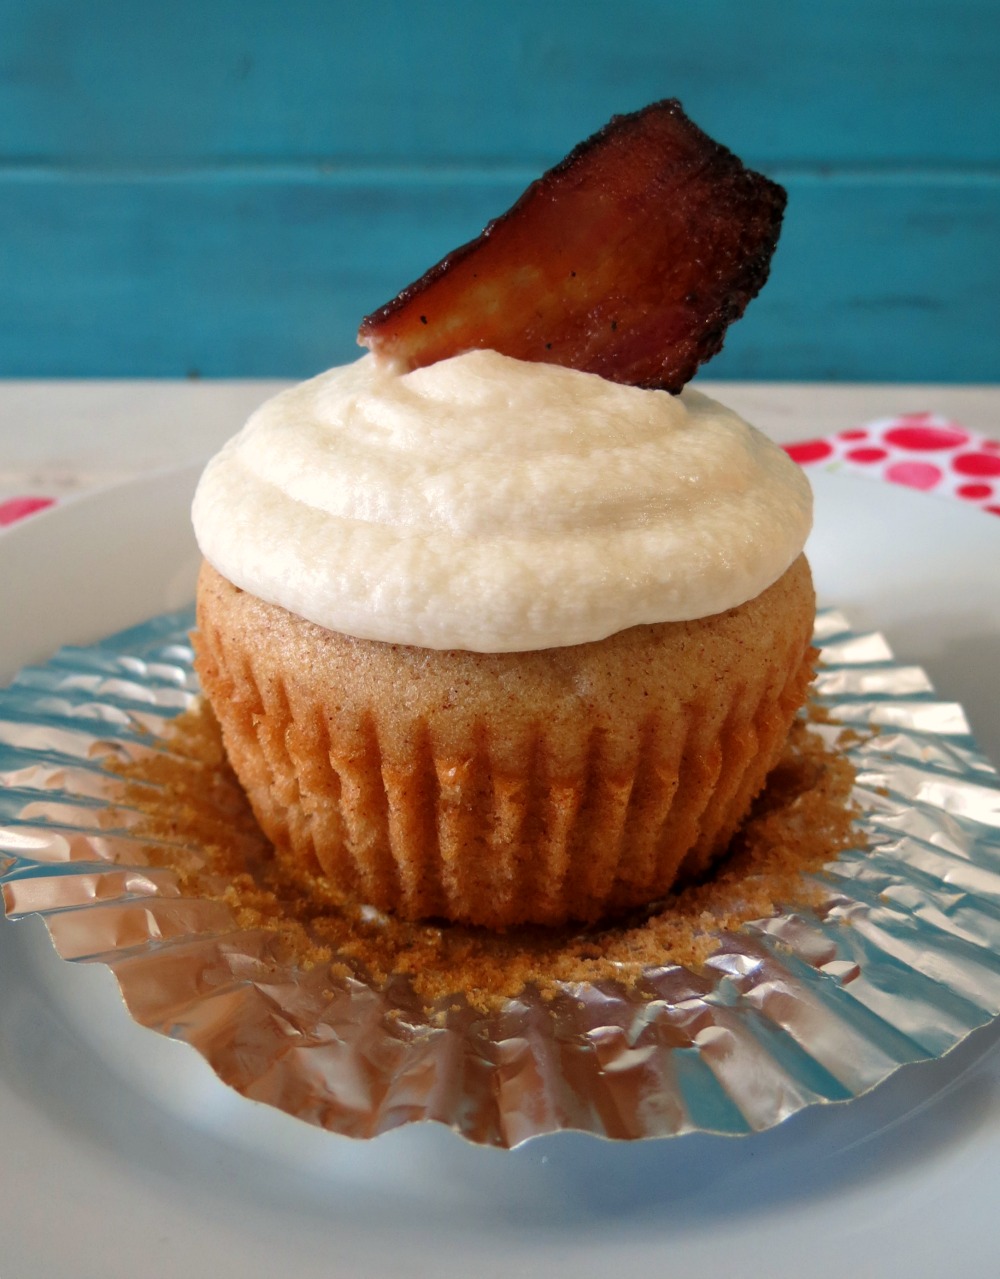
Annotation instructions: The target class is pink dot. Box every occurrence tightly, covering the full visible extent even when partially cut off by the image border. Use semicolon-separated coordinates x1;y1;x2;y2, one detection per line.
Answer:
0;496;55;527
839;429;868;441
883;425;970;451
845;446;889;464
984;439;1000;452
884;461;944;490
953;451;1000;478
785;439;834;465
957;482;994;500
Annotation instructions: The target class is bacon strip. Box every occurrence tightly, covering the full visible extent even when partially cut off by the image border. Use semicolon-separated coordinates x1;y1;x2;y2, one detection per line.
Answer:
358;100;785;392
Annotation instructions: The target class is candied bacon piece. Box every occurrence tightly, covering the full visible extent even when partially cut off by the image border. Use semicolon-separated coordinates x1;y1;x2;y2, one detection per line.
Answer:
357;99;786;392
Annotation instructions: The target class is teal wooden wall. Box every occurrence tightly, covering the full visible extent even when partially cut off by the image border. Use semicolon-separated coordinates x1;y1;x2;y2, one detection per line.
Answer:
2;1;998;381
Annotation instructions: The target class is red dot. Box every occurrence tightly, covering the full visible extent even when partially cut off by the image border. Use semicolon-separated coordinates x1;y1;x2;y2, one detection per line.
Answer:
785;439;834;465
845;447;888;464
884;461;944;490
952;451;1000;478
985;505;1000;517
883;425;970;451
984;439;1000;452
838;429;868;441
957;482;994;500
0;496;55;527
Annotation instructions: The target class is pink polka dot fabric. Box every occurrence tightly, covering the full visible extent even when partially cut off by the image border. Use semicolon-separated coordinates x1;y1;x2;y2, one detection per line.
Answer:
785;414;1000;517
0;496;56;528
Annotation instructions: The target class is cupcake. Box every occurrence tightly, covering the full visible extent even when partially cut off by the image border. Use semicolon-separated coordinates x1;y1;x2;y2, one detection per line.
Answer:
192;352;814;928
192;99;812;930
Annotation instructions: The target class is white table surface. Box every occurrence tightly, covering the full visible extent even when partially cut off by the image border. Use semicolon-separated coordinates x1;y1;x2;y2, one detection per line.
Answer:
1;380;998;501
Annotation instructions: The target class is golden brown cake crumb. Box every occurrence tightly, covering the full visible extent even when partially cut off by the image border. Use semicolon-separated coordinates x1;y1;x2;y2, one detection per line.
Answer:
194;554;817;929
113;695;861;1013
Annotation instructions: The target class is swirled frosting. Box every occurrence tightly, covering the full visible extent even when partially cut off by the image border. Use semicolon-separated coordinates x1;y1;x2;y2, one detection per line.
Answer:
192;350;811;652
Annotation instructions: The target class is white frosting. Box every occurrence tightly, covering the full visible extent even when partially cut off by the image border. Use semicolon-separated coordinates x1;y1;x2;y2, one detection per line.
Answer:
192;350;812;652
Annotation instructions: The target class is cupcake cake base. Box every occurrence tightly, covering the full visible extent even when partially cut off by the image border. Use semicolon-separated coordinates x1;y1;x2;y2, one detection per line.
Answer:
194;555;815;929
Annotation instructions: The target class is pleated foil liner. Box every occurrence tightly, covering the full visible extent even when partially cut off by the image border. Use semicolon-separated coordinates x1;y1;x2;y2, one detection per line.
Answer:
2;606;1000;1148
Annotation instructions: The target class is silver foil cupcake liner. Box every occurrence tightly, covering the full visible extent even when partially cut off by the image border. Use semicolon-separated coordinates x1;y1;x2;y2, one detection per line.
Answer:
2;606;1000;1147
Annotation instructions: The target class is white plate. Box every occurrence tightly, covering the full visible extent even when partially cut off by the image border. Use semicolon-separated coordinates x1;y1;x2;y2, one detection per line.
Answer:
3;466;1000;1279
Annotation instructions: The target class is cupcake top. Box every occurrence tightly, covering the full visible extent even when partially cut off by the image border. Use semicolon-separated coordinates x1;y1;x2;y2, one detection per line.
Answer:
192;349;811;652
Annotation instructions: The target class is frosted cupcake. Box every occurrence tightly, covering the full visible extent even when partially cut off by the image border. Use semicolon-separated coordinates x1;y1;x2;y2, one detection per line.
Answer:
193;98;808;928
192;351;814;928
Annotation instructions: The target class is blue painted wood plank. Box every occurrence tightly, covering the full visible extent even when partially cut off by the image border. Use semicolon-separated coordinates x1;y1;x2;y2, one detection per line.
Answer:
2;171;997;380
714;174;1000;381
2;0;998;168
2;0;997;379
